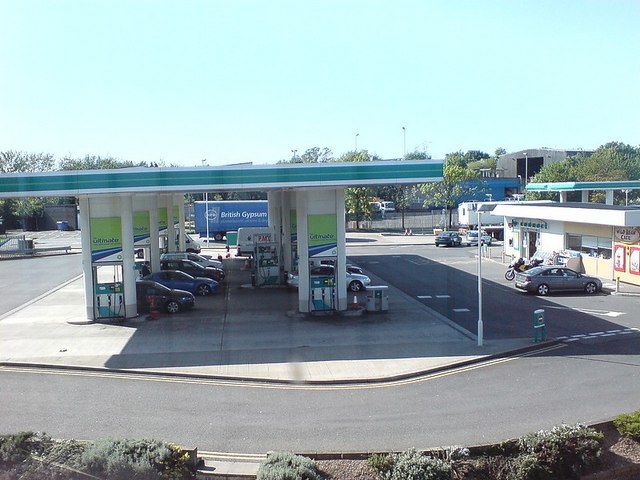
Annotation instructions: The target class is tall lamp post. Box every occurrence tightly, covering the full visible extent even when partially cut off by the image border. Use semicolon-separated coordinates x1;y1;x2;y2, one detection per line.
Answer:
355;133;359;152
622;189;631;206
402;127;406;157
523;152;529;187
476;203;495;347
205;192;209;244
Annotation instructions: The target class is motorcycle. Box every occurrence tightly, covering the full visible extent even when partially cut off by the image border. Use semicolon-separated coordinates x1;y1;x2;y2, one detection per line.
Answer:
504;257;544;281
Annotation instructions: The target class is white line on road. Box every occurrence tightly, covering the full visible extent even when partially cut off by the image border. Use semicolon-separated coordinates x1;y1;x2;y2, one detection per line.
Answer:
435;295;450;299
417;295;432;299
453;308;470;312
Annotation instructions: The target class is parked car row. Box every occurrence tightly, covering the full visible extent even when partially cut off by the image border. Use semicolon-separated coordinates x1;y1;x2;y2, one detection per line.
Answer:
136;251;226;315
434;230;493;247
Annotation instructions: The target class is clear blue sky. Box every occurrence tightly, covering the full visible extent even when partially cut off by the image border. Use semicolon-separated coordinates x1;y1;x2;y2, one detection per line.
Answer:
1;0;638;167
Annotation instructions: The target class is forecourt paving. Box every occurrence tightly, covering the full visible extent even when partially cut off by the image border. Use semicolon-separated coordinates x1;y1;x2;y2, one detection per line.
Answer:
0;233;541;384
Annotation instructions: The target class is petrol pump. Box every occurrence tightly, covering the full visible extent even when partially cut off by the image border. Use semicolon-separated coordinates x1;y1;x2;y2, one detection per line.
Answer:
92;263;125;319
309;257;337;312
253;232;280;286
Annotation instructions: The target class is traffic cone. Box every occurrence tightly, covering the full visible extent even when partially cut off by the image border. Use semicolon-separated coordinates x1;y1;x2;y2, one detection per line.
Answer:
350;295;359;309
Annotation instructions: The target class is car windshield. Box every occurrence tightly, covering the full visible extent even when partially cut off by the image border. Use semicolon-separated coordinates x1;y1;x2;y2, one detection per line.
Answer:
526;266;547;275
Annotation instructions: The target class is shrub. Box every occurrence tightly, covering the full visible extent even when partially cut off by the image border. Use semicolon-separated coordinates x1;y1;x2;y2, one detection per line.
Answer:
20;439;87;480
256;452;322;480
614;410;640;440
518;423;603;479
378;449;451;480
369;452;394;478
506;453;552;480
0;432;50;468
81;438;193;480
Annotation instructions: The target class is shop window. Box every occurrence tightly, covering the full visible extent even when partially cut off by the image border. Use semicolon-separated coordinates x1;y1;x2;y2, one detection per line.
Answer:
565;233;612;259
566;234;581;251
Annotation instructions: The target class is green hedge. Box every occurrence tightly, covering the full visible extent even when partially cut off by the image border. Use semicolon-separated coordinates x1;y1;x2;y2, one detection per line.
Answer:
256;452;322;480
614;409;640;440
368;423;604;480
0;433;195;480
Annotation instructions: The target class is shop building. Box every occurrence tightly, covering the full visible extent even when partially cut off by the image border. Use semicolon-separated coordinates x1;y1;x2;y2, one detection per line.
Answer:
493;202;640;286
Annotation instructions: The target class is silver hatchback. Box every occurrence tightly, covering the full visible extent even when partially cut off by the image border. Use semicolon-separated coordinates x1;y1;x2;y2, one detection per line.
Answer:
515;266;602;296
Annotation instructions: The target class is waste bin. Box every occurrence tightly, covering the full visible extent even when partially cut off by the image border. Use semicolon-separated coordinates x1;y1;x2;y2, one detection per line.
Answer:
366;285;389;312
56;220;71;231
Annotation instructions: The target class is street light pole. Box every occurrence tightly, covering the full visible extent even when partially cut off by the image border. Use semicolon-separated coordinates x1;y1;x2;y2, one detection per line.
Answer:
402;127;406;157
291;149;298;161
205;192;209;244
355;133;359;152
477;211;483;346
523;152;529;187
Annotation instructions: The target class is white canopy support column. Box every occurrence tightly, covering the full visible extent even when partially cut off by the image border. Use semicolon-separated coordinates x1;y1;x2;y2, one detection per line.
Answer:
175;193;186;252
78;196;94;320
296;192;310;312
335;188;347;310
605;190;614;205
120;194;137;318
581;190;590;203
268;191;284;278
164;195;176;253
282;191;294;275
295;188;347;312
149;195;160;273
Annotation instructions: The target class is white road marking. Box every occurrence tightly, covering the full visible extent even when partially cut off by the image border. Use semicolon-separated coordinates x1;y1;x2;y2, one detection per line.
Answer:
435;295;450;299
561;327;640;344
417;295;432;299
546;305;626;318
407;259;428;265
453;308;470;312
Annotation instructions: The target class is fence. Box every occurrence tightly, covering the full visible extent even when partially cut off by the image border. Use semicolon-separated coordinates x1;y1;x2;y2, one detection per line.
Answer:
0;234;70;259
347;210;459;234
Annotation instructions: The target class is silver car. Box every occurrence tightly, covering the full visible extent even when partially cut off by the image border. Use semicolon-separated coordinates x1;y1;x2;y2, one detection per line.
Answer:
515;266;602;296
287;265;371;292
465;230;492;246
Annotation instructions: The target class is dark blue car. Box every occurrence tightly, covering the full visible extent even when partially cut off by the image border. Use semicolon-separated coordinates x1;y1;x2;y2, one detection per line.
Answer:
144;270;219;296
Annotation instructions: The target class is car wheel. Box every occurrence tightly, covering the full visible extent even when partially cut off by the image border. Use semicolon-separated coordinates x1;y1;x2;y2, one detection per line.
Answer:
214;233;223;241
196;284;211;296
585;282;598;294
165;300;181;314
537;283;550;296
349;281;363;292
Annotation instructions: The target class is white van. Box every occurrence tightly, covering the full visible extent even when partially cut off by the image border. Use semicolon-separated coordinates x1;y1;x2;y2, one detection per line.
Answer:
379;201;395;212
184;233;202;253
237;226;276;257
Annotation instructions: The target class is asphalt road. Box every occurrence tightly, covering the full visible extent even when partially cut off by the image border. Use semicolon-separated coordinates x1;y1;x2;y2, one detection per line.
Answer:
1;239;639;453
1;337;639;453
350;243;637;341
0;253;83;315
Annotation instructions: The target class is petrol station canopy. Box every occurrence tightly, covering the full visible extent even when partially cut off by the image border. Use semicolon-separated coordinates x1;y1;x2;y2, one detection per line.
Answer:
0;160;443;198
